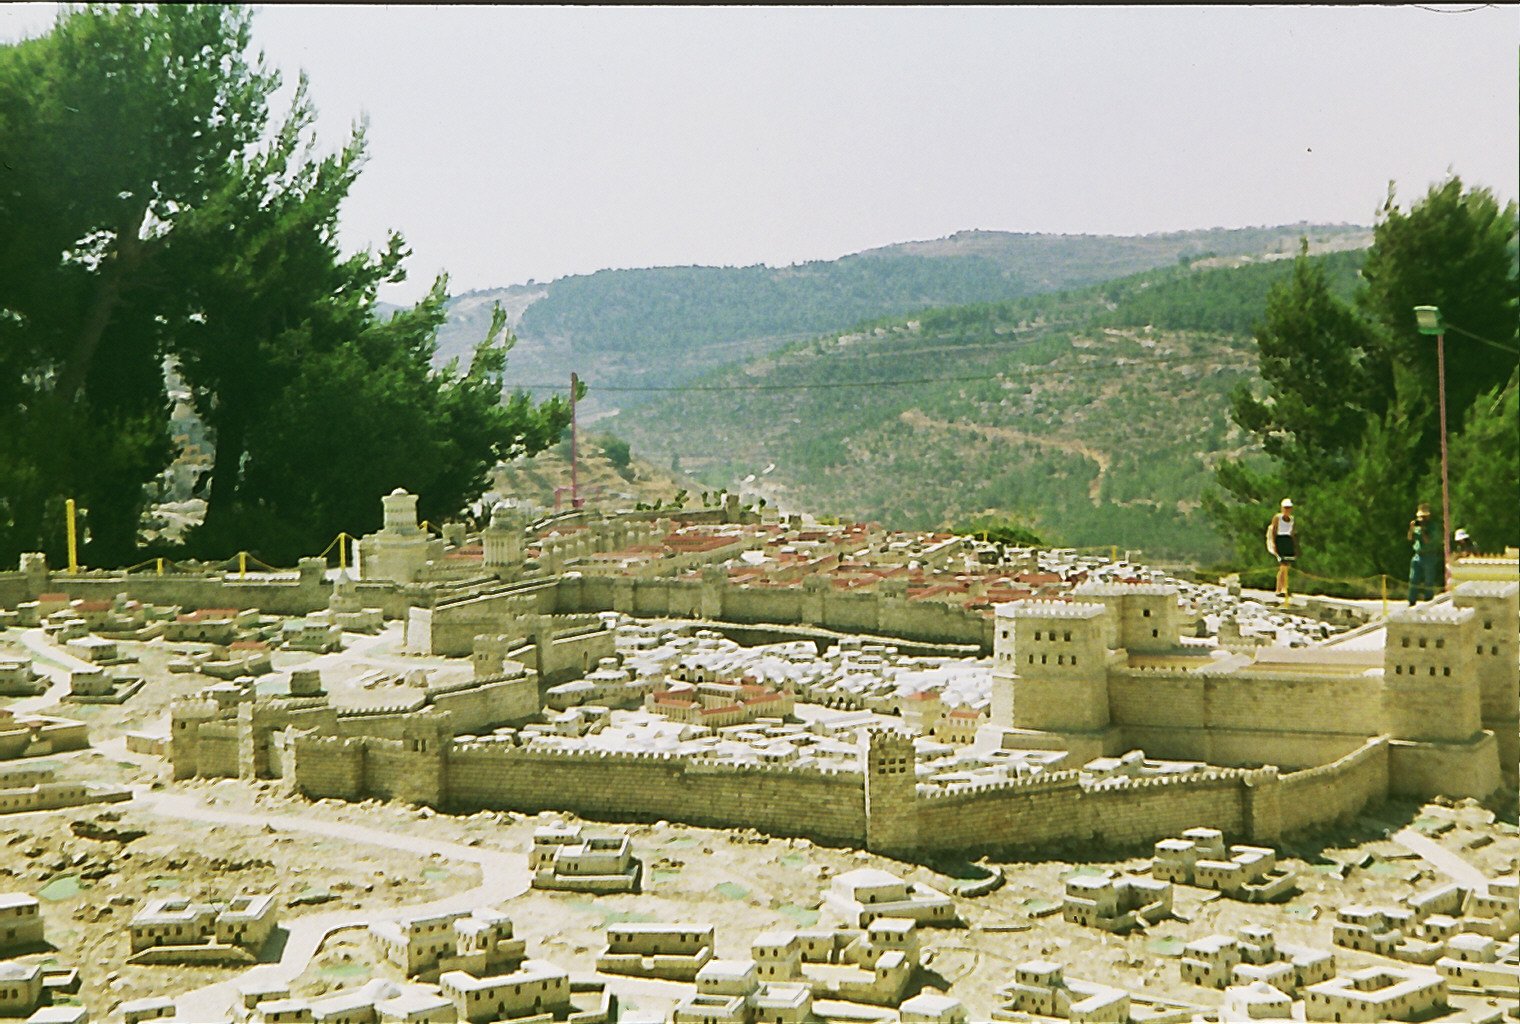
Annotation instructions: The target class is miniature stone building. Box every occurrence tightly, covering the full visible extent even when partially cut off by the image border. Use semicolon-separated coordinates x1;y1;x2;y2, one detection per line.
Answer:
127;892;276;961
1179;927;1334;992
673;957;816;1024
1221;980;1293;1021
597;923;715;981
1302;966;1448;1022
0;658;44;697
1062;873;1172;933
0;764;127;816
999;960;1131;1022
531;832;642;894
117;996;176;1024
899;992;970;1024
278;617;341;653
799;916;919;1006
358;489;437;585
1152;827;1297;902
438;959;571;1023
370;907;525;980
0;962;46;1017
823;867;956;927
319;574;384;633
646;679;793;728
0;893;44;954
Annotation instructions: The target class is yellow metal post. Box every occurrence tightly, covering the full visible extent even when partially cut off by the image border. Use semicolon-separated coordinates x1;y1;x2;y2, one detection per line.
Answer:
238;551;247;579
64;498;79;574
339;533;347;572
156;557;164;576
1111;545;1117;563
1381;574;1388;617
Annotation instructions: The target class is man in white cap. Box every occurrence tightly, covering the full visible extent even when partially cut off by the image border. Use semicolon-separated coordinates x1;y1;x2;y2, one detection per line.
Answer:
1453;528;1476;558
1266;498;1296;599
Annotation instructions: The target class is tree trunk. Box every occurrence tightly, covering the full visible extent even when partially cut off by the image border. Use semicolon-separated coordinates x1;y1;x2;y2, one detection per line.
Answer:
199;408;247;536
55;203;151;401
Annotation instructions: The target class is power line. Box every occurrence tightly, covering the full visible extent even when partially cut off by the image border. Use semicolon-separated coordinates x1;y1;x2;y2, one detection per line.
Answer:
513;349;1255;393
1445;322;1520;357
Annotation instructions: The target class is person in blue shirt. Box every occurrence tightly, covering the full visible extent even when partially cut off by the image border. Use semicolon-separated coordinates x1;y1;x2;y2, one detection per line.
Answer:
1406;503;1441;604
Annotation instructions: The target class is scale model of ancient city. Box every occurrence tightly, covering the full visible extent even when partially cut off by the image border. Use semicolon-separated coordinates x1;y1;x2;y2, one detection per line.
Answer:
0;486;1515;1023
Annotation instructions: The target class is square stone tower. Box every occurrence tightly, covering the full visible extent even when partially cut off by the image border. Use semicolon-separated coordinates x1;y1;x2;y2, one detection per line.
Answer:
864;729;918;855
482;501;527;575
1069;582;1181;653
1452;580;1519;784
988;600;1117;764
1382;604;1480;743
1382;602;1501;798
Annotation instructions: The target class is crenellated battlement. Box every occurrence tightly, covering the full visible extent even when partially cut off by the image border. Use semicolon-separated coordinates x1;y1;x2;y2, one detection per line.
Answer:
995;600;1106;620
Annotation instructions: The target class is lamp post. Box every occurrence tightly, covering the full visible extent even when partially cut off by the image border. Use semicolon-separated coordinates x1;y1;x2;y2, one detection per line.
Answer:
1414;305;1450;591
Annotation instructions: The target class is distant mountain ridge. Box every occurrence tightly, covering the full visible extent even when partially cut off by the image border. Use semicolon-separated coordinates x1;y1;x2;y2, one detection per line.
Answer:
428;224;1370;415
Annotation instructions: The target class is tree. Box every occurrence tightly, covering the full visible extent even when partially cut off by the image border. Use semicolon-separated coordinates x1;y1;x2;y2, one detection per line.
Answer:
1435;373;1520;552
1209;177;1519;583
1359;177;1519;462
0;5;277;563
1228;243;1379;476
1;5;570;565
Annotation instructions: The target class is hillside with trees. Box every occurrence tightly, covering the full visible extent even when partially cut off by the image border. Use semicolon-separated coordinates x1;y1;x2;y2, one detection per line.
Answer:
607;250;1368;562
434;225;1371;416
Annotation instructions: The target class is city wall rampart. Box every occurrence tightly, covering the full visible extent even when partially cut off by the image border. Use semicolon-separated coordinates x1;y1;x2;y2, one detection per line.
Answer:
1109;669;1382;770
430;574;996;654
282;733;1395;855
1276;738;1389;835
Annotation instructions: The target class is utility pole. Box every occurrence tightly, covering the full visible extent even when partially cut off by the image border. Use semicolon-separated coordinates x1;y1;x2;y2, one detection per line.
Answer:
570;372;582;509
1415;306;1452;590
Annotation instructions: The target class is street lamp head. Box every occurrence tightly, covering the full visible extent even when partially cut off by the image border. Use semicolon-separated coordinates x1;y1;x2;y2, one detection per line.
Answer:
1414;305;1443;336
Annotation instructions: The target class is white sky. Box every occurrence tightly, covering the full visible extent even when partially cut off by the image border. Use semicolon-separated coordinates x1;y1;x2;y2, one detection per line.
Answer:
4;4;1517;304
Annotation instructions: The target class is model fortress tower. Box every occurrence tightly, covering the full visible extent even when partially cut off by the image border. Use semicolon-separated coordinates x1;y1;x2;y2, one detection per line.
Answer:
358;488;433;584
988;584;1185;764
1382;601;1502;797
482;501;527;577
990;599;1117;764
1453;580;1519;785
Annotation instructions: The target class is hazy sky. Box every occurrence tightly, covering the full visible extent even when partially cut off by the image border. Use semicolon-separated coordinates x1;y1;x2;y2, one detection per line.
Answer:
4;4;1517;304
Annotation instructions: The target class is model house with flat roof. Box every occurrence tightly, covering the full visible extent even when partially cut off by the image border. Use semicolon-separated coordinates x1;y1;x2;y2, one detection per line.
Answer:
1062;873;1172;933
1153;828;1297;903
0;962;45;1016
998;960;1132;1022
1302;966;1448;1023
597;923;715;981
1180;927;1334;993
439;959;571;1023
824;867;956;927
531;832;641;894
127;892;275;959
0;893;44;954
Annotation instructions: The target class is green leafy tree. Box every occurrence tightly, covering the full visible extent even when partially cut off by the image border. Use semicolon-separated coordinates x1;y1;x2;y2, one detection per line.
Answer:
1;4;569;566
1228;243;1380;475
1209;178;1519;583
1433;373;1520;552
0;5;276;562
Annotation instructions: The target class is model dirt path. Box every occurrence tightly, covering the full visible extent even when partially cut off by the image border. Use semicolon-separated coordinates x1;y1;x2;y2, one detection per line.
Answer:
899;408;1111;505
96;771;532;1017
1391;827;1489;889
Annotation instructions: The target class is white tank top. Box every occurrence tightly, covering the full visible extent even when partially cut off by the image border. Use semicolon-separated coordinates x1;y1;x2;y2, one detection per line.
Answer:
1276;516;1294;536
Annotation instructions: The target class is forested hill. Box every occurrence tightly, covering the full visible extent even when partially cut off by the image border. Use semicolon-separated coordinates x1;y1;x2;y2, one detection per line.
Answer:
607;249;1368;564
434;224;1369;414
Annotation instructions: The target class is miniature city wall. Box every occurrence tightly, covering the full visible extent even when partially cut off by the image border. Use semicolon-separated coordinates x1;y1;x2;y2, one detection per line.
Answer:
420;572;996;657
279;729;1389;856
